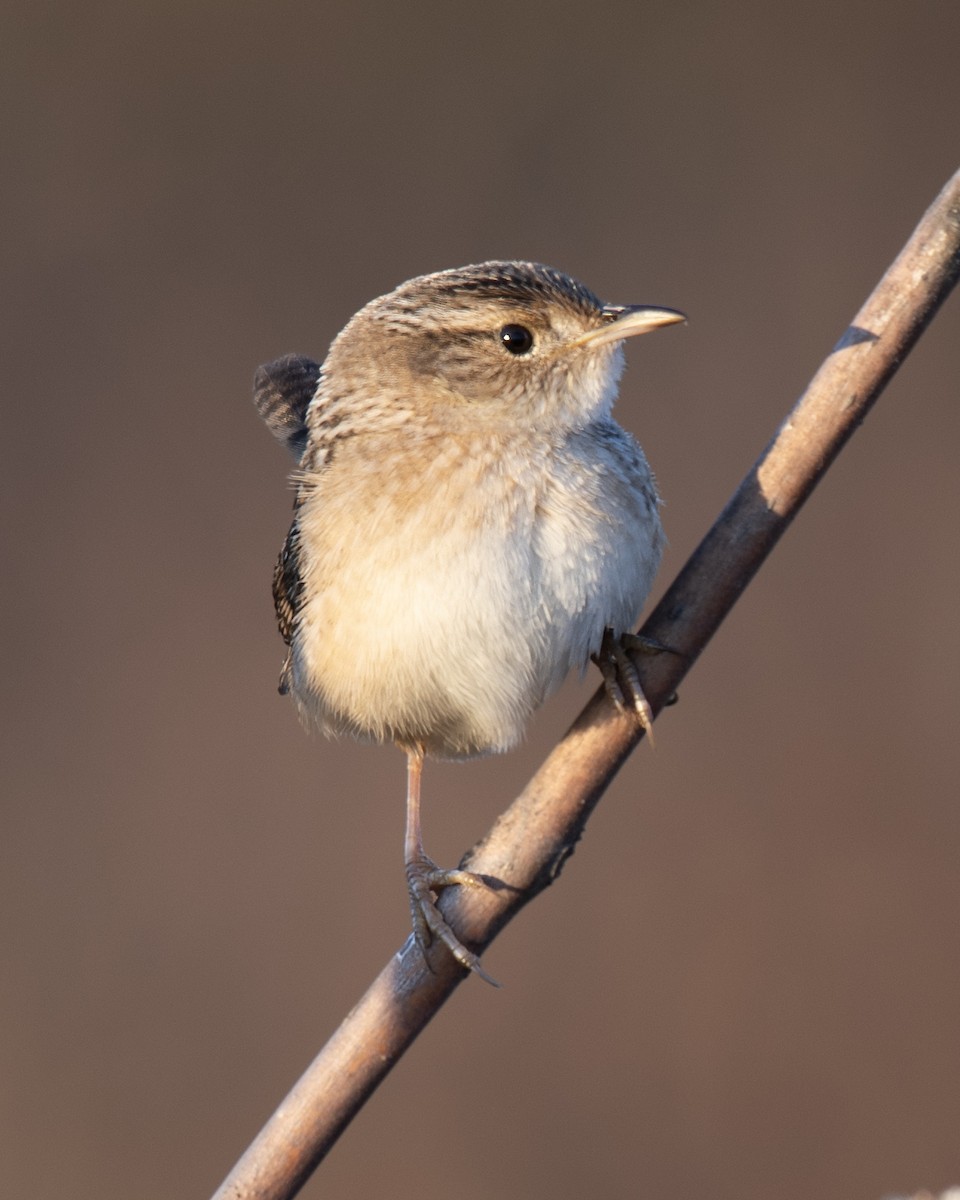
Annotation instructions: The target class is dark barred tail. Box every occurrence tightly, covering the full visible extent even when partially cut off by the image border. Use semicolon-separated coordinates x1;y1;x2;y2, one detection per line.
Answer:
253;354;322;459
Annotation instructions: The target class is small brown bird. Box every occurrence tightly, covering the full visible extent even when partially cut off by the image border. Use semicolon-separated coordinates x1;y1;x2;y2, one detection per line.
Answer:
254;261;683;983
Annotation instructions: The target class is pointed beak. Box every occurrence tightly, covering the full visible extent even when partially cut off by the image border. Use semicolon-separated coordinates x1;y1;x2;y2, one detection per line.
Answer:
571;304;686;349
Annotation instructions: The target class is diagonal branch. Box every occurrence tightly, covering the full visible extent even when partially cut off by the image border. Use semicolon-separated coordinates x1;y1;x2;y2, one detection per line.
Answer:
211;168;960;1200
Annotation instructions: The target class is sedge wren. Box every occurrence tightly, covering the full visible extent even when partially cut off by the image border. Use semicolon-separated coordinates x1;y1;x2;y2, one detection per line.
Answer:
254;261;683;984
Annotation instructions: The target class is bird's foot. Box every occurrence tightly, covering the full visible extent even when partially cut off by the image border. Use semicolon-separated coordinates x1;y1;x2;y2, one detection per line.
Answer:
593;629;677;745
405;854;500;987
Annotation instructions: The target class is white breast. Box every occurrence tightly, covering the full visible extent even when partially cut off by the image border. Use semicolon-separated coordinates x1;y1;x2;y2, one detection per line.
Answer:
289;423;662;759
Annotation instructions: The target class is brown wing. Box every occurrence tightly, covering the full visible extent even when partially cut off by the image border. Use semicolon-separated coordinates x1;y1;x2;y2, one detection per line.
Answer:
272;518;304;694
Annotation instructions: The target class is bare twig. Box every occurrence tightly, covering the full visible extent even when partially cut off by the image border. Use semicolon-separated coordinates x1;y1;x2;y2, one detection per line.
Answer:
211;169;960;1200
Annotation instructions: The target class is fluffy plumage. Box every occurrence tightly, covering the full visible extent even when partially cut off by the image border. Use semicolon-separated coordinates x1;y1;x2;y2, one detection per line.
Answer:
258;261;672;758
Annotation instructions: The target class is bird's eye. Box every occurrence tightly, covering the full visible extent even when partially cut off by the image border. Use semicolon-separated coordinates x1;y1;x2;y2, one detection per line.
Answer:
499;324;534;355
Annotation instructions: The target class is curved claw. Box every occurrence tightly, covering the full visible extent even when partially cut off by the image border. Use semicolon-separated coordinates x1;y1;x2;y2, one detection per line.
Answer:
592;629;660;744
405;856;501;987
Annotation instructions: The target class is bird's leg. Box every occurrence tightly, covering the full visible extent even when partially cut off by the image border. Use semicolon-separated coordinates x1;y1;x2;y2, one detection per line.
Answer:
593;628;678;745
403;745;499;987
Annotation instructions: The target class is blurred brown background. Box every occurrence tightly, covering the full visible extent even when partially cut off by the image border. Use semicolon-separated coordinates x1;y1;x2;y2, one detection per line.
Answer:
3;3;959;1197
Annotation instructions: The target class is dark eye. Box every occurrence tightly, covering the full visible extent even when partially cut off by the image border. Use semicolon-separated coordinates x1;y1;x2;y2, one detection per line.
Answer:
499;324;534;355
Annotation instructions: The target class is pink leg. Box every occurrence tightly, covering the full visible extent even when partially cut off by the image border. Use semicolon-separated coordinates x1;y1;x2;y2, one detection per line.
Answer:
403;744;499;987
